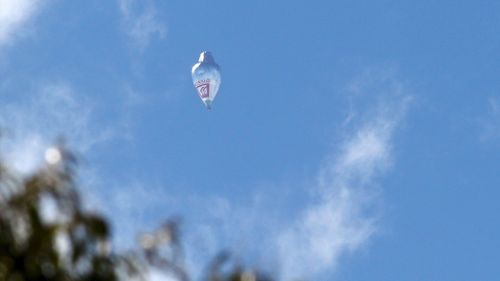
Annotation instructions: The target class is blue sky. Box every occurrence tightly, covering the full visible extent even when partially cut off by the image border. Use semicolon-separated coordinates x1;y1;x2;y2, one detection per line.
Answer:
0;0;499;280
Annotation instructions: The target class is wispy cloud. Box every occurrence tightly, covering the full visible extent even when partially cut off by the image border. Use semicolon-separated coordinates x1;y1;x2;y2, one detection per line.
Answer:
277;70;411;279
94;179;275;279
0;81;115;174
96;181;178;247
479;97;500;142
0;0;41;46
80;69;412;281
118;0;166;51
147;269;178;281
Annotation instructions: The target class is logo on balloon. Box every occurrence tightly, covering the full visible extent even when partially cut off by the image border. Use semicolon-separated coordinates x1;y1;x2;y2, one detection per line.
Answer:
195;80;210;98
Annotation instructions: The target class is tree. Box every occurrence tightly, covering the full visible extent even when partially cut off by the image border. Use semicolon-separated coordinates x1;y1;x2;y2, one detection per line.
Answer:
0;146;272;281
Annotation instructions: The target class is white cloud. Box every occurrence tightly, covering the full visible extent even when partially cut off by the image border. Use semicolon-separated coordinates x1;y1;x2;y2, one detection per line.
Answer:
75;69;411;281
97;181;177;247
0;81;115;174
93;178;275;279
480;97;500;142
118;0;166;51
277;71;411;279
0;0;41;46
147;268;179;281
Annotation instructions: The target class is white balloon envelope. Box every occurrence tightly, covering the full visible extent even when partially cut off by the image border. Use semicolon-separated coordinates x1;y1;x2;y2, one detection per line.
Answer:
191;51;221;109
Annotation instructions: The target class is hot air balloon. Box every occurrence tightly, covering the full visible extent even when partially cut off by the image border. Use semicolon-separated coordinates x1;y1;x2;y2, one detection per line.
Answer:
191;51;221;109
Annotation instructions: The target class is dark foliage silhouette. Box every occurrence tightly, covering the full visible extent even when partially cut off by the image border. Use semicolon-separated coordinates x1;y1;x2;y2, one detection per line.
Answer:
0;146;272;281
